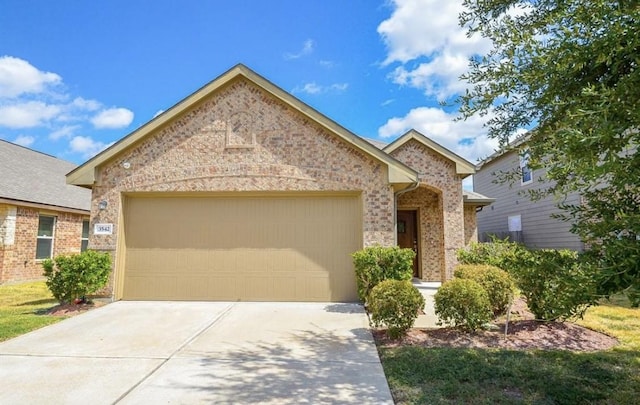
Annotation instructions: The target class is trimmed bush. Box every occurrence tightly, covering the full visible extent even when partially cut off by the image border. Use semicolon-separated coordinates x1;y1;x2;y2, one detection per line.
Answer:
368;280;425;339
458;240;598;321
42;250;111;304
457;238;524;273
352;246;415;303
510;249;598;321
454;264;516;315
434;278;492;331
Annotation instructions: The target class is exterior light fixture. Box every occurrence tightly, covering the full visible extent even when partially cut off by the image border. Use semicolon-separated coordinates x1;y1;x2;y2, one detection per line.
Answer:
98;200;108;210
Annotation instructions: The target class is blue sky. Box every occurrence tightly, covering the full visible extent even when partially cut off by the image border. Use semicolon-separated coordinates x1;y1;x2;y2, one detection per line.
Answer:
0;0;498;169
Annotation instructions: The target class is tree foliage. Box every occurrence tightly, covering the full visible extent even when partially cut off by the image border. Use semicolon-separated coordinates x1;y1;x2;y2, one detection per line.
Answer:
459;0;640;303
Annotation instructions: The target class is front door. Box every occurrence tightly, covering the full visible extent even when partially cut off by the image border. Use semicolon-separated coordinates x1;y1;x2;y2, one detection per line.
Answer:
397;210;419;277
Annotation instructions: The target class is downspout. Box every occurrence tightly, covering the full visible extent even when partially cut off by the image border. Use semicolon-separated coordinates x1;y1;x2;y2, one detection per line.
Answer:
393;181;420;245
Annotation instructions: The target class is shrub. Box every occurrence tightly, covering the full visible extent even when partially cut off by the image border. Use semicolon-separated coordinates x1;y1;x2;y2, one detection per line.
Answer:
42;250;111;304
454;264;516;315
352;246;415;303
368;280;425;339
434;278;492;331
457;238;524;273
510;249;598;321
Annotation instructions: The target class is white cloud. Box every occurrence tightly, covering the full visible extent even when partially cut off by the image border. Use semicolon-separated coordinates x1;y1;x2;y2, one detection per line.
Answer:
71;97;101;111
153;109;165;118
69;135;113;158
319;60;337;69
49;125;80;140
292;82;348;95
284;39;315;60
91;107;134;129
13;135;35;147
389;52;472;99
330;83;348;92
296;83;322;94
0;101;61;128
0;56;62;98
378;0;492;99
378;106;499;163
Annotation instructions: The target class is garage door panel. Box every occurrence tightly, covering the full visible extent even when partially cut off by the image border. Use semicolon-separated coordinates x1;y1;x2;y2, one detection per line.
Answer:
122;195;361;301
125;276;179;300
176;276;212;300
176;249;210;272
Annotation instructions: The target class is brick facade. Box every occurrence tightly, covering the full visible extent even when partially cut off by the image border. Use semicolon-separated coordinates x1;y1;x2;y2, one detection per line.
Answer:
89;77;397;294
397;186;444;281
390;139;466;281
0;203;89;284
464;205;479;245
75;68;484;296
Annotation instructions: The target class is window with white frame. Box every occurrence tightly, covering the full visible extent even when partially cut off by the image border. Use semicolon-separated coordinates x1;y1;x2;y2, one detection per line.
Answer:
520;149;533;185
36;215;56;260
81;220;90;252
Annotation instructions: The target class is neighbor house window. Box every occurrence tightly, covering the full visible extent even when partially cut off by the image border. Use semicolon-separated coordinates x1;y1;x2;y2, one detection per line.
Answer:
520;149;533;185
81;220;90;252
36;215;56;260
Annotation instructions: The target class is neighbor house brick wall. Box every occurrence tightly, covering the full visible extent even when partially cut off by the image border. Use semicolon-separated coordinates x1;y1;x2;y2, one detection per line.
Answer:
89;77;396;296
398;187;444;281
390;139;466;280
0;204;88;284
464;205;479;245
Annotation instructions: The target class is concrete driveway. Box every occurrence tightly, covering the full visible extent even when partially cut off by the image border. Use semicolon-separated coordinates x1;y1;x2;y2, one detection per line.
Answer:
0;301;393;404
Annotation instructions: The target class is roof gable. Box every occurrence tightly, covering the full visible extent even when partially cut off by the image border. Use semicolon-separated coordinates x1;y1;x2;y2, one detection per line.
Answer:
0;140;90;211
476;132;530;170
383;130;475;177
67;64;417;187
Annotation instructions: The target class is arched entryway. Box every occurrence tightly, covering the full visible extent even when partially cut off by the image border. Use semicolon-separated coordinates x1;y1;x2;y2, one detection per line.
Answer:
397;185;445;281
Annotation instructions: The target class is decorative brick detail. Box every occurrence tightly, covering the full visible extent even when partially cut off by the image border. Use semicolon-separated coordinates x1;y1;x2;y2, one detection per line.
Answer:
90;77;397;295
0;204;88;284
390;139;466;281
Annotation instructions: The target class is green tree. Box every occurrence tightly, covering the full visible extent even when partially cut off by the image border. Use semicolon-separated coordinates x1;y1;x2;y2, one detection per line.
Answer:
458;0;640;304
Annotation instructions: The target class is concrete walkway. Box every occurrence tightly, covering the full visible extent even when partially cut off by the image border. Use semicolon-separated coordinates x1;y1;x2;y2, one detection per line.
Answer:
413;280;440;328
0;302;393;404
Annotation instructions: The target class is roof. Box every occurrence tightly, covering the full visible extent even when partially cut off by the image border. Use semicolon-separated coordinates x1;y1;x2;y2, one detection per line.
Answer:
383;130;476;177
362;137;388;149
67;64;418;188
476;132;530;170
462;189;495;206
0;140;90;212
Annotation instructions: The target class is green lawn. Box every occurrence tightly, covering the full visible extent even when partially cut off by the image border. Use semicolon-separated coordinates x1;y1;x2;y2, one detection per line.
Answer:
0;281;65;342
378;297;640;404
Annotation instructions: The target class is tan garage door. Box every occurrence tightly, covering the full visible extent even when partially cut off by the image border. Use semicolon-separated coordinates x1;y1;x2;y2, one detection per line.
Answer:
121;194;362;302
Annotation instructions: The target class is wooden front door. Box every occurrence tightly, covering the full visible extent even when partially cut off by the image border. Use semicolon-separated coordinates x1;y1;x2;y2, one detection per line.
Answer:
397;210;419;277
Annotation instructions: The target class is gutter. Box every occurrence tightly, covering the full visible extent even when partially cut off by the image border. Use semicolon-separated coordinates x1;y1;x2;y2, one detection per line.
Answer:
393;182;420;245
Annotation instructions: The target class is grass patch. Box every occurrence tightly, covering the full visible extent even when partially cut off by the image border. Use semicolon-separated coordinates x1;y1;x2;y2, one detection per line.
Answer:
0;281;64;342
378;296;640;404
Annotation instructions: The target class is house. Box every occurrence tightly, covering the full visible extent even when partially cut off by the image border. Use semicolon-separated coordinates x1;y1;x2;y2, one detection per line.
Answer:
67;64;493;302
0;140;91;284
474;146;584;251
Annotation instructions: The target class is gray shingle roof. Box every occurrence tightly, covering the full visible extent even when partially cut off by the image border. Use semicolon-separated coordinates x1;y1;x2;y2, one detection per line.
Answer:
0;140;90;211
463;189;495;205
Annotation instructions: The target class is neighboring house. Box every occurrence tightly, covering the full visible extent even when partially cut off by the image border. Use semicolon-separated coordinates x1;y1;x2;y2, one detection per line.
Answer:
68;64;493;302
474;146;584;251
0;140;91;284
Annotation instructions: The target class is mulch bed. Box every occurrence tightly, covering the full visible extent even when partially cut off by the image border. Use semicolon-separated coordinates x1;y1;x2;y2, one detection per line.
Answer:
374;298;619;352
45;299;108;316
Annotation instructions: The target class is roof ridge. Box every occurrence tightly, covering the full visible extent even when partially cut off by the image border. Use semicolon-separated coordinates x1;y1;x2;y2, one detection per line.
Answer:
0;138;76;166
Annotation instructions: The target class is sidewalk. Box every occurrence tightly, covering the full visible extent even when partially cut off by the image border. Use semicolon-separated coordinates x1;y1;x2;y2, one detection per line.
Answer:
412;280;440;328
